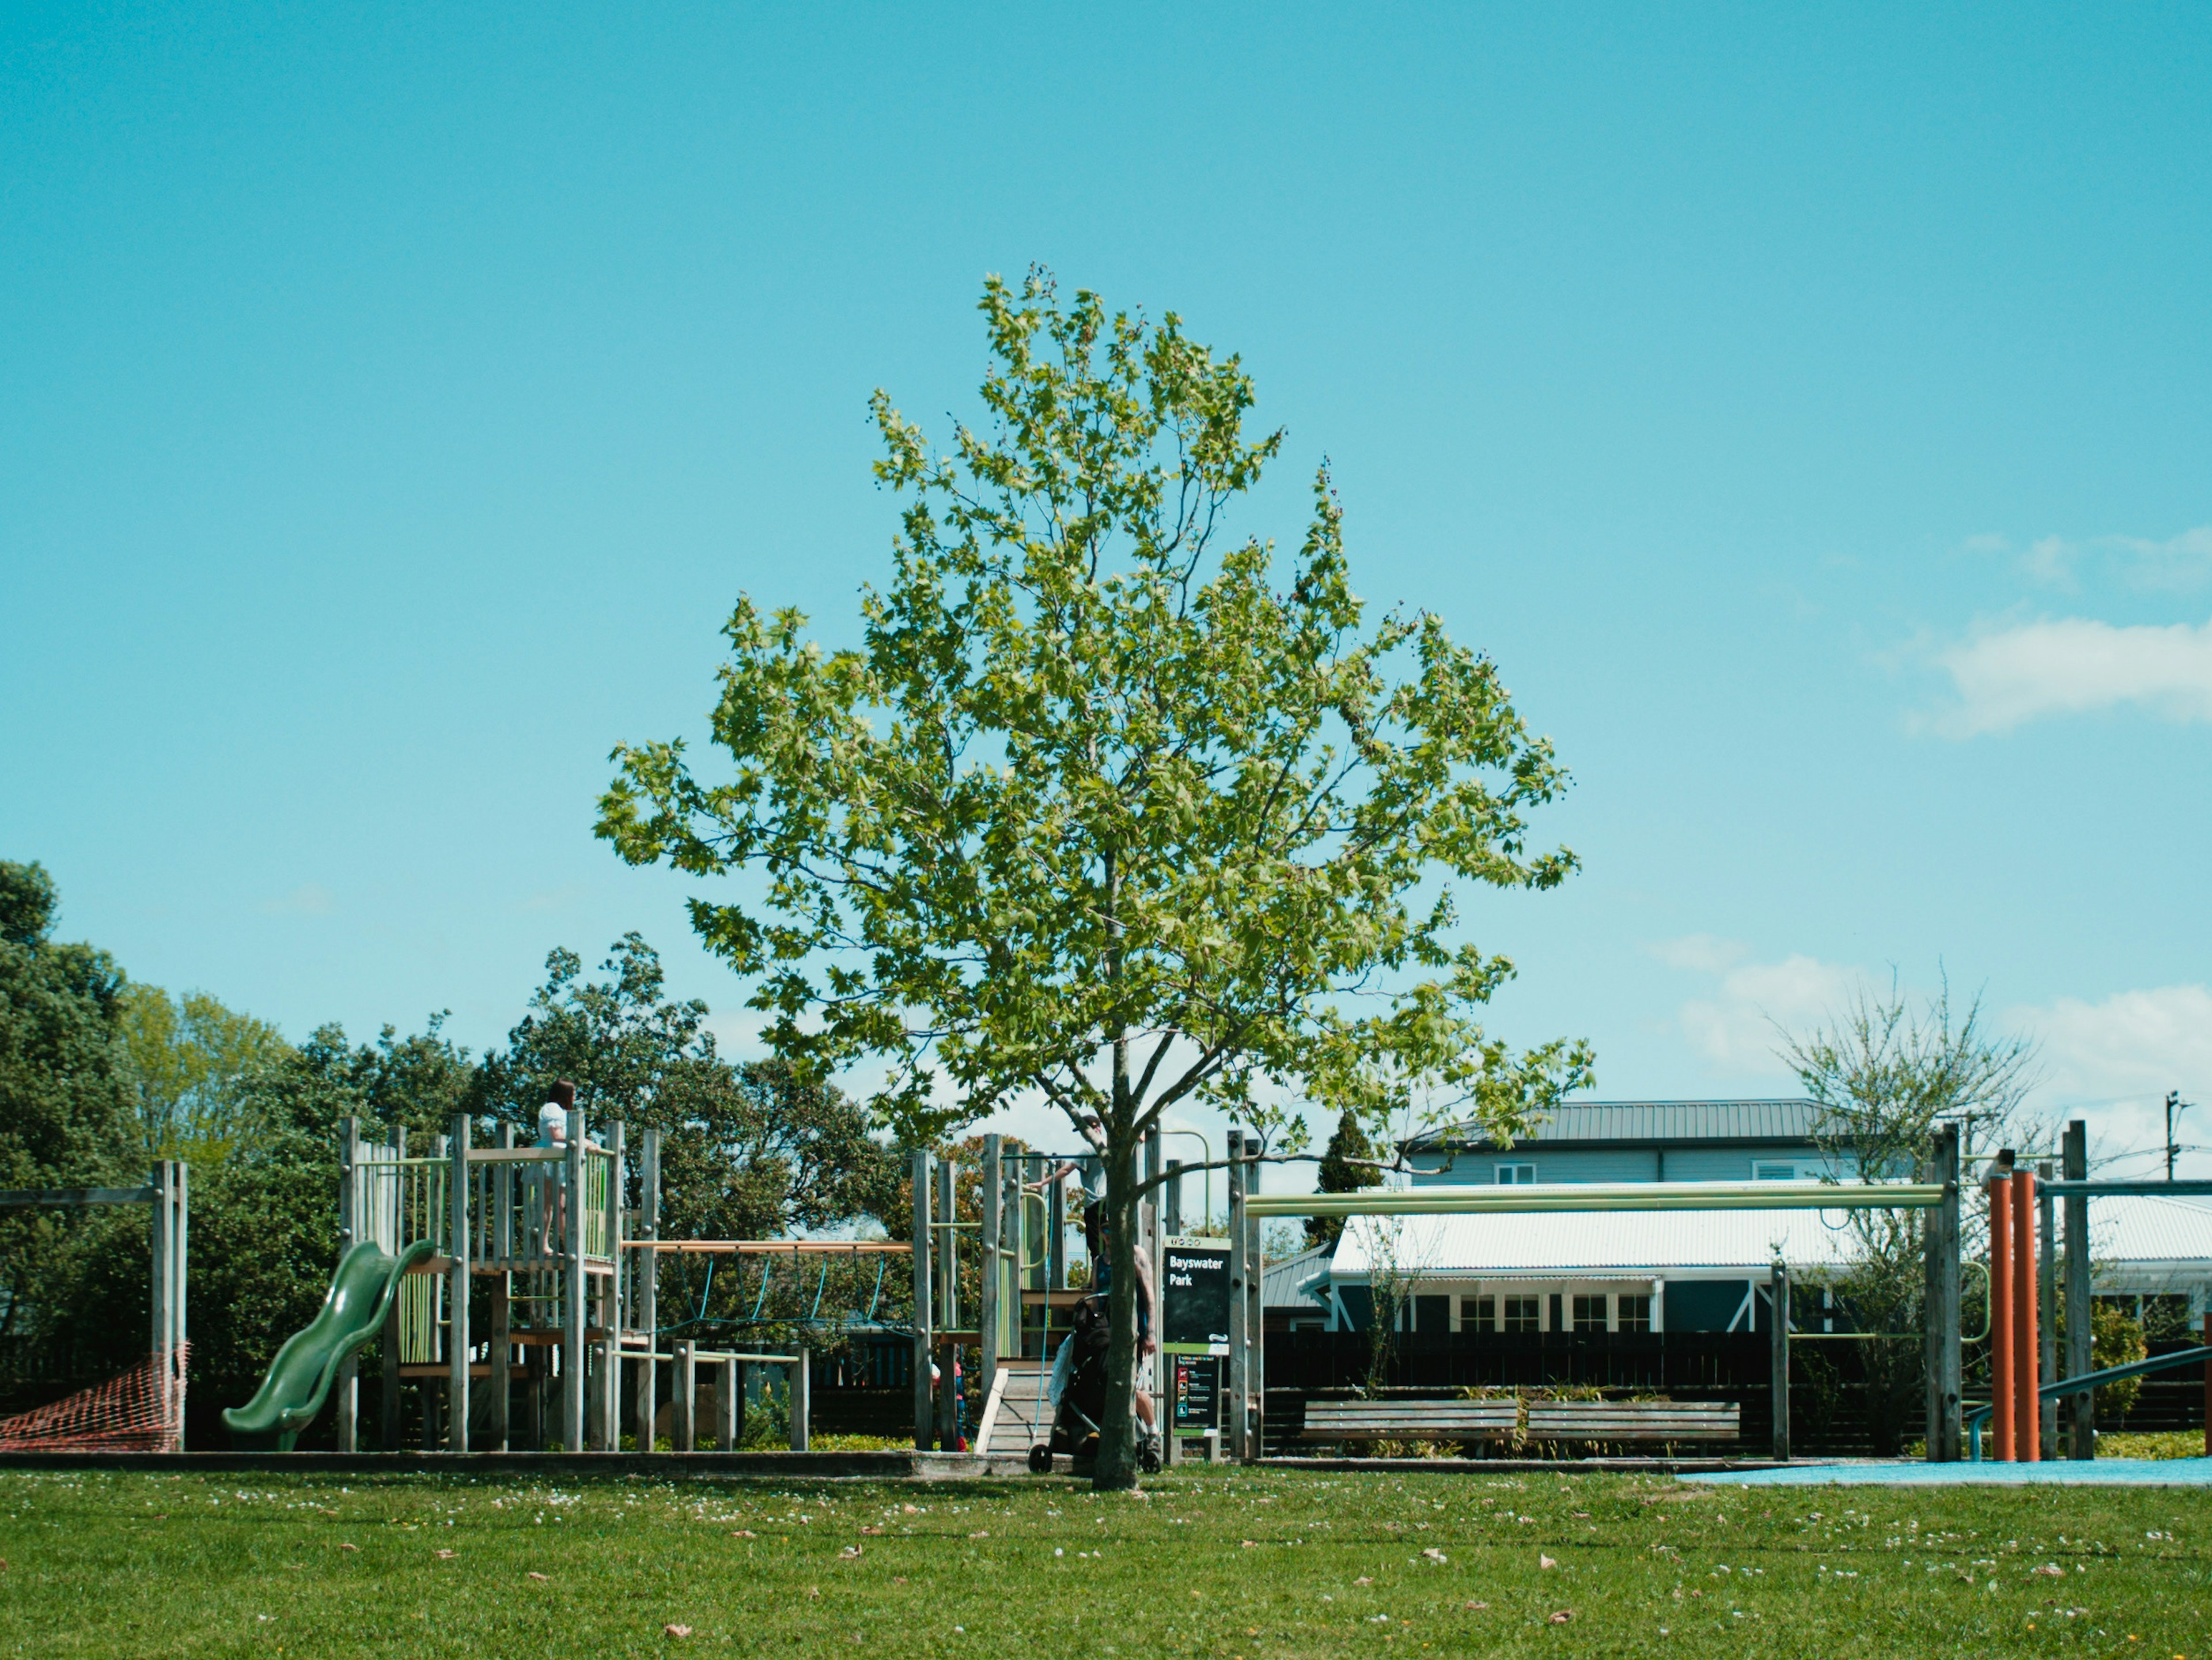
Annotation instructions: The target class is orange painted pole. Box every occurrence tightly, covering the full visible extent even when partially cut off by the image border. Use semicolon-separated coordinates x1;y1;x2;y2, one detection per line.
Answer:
1989;1177;2014;1460
2013;1171;2039;1463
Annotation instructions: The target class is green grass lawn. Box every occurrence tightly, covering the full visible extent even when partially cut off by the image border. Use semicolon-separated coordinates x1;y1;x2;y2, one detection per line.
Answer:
1;1466;2207;1658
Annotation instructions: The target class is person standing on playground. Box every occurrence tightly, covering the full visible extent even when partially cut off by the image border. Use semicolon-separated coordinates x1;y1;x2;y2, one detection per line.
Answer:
535;1080;579;1256
1029;1113;1111;1265
1090;1199;1162;1458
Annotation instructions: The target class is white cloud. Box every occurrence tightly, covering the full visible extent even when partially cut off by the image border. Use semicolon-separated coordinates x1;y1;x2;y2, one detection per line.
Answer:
1977;525;2212;591
1927;614;2212;736
1665;947;1863;1075
2008;984;2212;1178
261;883;334;916
1645;933;1751;974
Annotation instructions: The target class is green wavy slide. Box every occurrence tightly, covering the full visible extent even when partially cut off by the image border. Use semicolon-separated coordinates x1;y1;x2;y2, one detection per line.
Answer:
223;1238;437;1450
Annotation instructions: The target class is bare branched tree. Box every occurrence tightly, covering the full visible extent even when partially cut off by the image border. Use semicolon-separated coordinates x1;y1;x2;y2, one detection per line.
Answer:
1778;974;2040;1453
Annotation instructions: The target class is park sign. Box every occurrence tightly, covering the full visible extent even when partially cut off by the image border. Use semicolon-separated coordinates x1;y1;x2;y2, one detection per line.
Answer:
1161;1235;1232;1353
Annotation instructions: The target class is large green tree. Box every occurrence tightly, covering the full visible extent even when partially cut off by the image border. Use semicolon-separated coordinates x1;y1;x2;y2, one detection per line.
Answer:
600;271;1590;1486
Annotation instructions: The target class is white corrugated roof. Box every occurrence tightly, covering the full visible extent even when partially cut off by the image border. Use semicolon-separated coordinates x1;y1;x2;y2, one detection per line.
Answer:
1325;1196;2212;1281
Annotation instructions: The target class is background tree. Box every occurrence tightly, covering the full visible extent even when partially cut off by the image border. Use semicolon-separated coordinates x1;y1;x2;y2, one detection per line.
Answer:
1779;976;2039;1454
472;936;904;1242
1305;1108;1382;1251
0;861;134;1362
118;984;291;1164
599;271;1592;1487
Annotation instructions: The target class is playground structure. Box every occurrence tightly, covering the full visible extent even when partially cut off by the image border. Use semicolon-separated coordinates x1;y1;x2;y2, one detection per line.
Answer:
903;1128;1248;1465
220;1106;2207;1464
0;1164;189;1452
233;1111;892;1452
1241;1119;2212;1465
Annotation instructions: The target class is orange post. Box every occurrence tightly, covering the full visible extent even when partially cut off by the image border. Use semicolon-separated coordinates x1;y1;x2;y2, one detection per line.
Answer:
2012;1171;2039;1463
1989;1178;2014;1459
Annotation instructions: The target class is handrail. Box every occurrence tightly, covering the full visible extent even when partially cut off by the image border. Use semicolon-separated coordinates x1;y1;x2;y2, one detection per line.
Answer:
1966;1345;2211;1461
1245;1179;1946;1217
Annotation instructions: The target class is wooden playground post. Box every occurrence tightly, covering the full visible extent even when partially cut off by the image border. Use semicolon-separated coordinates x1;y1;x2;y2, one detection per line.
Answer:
719;1356;740;1451
1164;1159;1183;1237
490;1121;513;1452
563;1107;587;1452
979;1134;1002;1420
911;1149;933;1449
636;1129;661;1453
336;1117;359;1451
146;1160;188;1453
1769;1261;1790;1461
673;1340;695;1452
448;1114;471;1452
790;1347;810;1451
2063;1120;2094;1460
1923;1123;1963;1461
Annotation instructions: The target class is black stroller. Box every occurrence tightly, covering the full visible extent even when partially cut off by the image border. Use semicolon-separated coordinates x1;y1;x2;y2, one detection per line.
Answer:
1029;1294;1161;1474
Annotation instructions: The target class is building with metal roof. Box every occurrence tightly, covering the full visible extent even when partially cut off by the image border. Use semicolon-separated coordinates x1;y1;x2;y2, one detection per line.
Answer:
1300;1190;2212;1336
1405;1099;1847;1186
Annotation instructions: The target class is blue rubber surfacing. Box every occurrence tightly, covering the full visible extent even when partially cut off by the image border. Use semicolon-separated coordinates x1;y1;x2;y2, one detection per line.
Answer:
1685;1458;2212;1487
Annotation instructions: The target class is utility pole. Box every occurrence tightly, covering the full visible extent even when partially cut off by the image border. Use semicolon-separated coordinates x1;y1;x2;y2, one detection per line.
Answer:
2166;1091;2192;1182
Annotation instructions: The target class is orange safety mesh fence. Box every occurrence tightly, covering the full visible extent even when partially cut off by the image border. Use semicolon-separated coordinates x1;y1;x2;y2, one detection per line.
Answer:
0;1347;187;1452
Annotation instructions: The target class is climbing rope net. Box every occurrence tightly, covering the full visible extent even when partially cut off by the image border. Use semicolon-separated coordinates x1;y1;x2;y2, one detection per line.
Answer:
0;1347;187;1453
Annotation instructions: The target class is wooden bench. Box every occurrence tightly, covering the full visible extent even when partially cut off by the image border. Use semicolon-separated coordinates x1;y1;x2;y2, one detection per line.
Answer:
1525;1400;1740;1444
1297;1398;1520;1445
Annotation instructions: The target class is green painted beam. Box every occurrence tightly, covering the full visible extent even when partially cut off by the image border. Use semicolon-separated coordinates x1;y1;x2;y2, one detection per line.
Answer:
1242;1179;1946;1218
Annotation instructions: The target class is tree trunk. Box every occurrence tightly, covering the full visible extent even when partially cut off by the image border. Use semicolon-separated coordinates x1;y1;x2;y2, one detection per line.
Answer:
1093;1126;1140;1491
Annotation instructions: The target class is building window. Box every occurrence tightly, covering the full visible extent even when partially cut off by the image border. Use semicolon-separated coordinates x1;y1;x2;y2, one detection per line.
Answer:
1496;1162;1536;1185
1618;1294;1652;1333
1502;1295;1540;1333
1752;1162;1797;1181
1571;1294;1608;1333
1463;1295;1495;1332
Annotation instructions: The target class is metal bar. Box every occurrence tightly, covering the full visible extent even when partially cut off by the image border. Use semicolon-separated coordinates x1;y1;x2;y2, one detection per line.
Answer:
173;1162;188;1450
1243;1180;1948;1217
448;1114;471;1452
638;1240;912;1254
1990;1175;2014;1460
2037;1162;2057;1455
934;1154;956;1450
911;1149;932;1450
336;1118;360;1451
1244;1133;1263;1461
1923;1124;1962;1461
2037;1179;2212;1197
2012;1170;2038;1462
979;1132;1002;1409
1226;1136;1247;1461
1770;1262;1790;1461
599;1122;624;1451
636;1128;660;1453
489;1121;512;1452
0;1186;158;1209
563;1108;586;1452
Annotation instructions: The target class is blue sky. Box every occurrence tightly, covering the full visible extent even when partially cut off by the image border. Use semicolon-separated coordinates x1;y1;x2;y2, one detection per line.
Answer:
6;5;2209;1179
